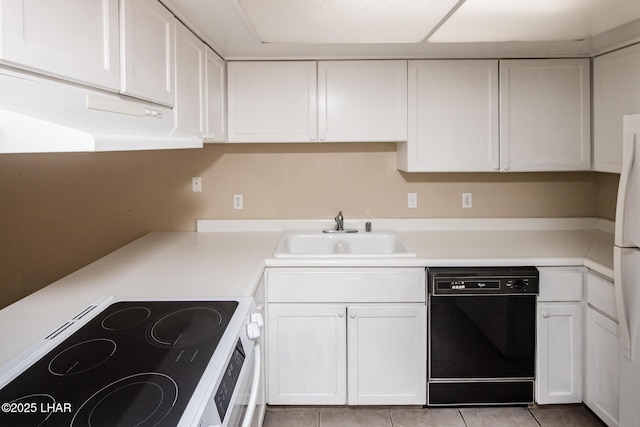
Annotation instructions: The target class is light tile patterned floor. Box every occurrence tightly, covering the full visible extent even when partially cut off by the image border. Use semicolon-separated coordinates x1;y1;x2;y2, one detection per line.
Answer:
263;404;605;427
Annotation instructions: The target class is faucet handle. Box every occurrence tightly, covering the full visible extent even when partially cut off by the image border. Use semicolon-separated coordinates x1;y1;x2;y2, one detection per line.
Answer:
335;211;344;231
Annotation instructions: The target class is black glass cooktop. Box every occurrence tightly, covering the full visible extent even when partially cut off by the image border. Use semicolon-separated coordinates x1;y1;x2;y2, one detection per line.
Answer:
0;300;238;427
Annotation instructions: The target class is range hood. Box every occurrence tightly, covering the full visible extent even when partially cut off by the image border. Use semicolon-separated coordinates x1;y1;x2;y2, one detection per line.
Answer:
0;70;203;153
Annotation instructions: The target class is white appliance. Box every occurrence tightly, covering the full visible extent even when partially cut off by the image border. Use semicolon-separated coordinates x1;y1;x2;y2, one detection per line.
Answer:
0;296;265;427
0;68;203;153
614;113;640;427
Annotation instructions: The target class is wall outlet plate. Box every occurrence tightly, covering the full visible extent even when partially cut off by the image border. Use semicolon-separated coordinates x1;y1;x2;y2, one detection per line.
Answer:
408;192;418;209
233;194;243;210
192;177;202;192
462;192;472;208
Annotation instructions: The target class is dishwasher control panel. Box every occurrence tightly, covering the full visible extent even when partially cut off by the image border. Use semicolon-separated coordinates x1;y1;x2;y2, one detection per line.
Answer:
429;267;539;295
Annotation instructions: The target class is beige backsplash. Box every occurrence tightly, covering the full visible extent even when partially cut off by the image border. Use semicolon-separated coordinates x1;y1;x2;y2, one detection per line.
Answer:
0;142;617;309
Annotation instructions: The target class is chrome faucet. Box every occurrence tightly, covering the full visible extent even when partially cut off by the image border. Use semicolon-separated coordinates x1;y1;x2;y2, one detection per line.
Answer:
335;211;344;231
323;211;357;233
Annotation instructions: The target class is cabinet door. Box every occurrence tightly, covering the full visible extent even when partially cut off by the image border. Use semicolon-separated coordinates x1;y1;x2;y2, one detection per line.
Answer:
585;308;620;427
398;60;499;172
0;0;119;90
174;22;205;137
318;60;407;142
536;302;582;404
227;61;317;142
120;0;175;106
593;44;640;173
267;304;346;405
347;304;426;405
204;48;226;142
500;59;590;171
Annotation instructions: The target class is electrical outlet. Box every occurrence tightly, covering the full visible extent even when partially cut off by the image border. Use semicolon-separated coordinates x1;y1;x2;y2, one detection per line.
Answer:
192;177;202;192
462;192;472;208
407;192;418;209
233;194;243;210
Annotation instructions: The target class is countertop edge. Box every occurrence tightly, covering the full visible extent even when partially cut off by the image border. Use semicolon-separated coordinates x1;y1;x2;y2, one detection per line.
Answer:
0;218;615;366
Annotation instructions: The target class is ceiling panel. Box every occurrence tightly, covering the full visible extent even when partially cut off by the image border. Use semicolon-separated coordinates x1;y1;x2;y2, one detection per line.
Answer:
160;0;640;59
429;0;640;42
236;0;463;43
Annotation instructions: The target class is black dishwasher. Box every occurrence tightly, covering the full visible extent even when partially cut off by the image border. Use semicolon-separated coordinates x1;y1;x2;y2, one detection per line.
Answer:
427;267;539;406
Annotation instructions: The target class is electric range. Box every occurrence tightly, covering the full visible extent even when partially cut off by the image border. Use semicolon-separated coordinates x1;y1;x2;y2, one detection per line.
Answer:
0;296;263;427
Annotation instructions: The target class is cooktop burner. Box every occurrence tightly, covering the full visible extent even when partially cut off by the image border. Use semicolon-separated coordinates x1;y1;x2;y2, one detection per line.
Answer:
0;300;238;427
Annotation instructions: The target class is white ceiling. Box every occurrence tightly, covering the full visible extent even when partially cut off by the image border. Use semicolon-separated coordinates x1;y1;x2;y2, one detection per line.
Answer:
431;0;640;42
236;0;463;43
160;0;640;60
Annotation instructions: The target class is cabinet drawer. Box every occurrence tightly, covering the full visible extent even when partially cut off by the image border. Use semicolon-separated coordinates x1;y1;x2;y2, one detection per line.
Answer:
587;273;618;321
538;268;584;302
266;268;425;303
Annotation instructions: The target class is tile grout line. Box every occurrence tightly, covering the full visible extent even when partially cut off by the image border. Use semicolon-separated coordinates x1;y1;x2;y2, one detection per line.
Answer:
458;409;470;427
528;408;543;427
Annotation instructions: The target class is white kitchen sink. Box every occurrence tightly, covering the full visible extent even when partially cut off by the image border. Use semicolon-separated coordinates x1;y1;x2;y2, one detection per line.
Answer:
273;231;417;258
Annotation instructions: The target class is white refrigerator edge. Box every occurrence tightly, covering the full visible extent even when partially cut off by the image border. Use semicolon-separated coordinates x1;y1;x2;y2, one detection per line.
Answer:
614;113;640;427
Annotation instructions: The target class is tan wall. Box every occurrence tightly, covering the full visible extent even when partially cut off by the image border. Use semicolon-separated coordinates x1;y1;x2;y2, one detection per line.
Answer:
0;142;606;309
597;172;620;221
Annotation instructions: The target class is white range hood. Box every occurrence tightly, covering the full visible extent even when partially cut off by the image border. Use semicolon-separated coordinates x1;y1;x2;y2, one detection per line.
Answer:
0;70;203;154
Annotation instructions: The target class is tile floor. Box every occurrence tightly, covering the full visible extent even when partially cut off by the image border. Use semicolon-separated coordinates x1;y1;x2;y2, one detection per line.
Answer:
263;404;605;427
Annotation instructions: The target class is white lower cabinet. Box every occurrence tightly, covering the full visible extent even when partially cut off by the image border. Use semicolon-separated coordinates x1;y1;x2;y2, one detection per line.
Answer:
585;307;620;426
536;302;582;404
267;303;425;405
265;267;426;406
536;267;584;404
268;304;347;405
347;304;425;405
585;272;620;427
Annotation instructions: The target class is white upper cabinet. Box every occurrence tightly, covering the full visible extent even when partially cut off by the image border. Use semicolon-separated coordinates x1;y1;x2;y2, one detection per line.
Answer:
317;60;407;142
174;21;205;137
397;60;499;172
594;44;640;173
227;60;407;143
499;59;591;171
0;0;120;91
227;61;318;143
173;22;226;142
120;0;175;106
204;48;226;142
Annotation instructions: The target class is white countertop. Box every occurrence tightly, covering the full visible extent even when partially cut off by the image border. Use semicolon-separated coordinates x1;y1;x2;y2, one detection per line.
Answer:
0;217;614;366
0;231;278;366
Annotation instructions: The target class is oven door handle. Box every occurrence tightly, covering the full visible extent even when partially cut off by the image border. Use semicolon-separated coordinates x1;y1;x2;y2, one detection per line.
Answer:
241;342;261;427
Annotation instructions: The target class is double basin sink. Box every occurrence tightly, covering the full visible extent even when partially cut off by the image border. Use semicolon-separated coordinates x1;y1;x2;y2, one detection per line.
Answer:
273;231;417;258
